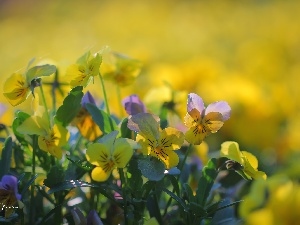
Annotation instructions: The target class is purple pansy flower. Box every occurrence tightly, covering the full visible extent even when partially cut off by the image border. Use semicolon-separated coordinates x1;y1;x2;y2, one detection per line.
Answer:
122;94;147;115
0;175;21;200
81;91;97;108
184;93;231;145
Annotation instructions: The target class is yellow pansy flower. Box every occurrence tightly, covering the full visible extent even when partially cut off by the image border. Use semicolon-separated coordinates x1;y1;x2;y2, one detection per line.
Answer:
101;51;142;86
220;141;267;180
86;131;136;182
3;73;31;106
127;113;184;169
3;63;56;106
71;91;102;141
66;51;102;88
184;93;231;145
16;98;69;159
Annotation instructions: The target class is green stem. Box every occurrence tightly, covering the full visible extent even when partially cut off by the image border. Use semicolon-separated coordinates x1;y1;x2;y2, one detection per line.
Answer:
30;135;38;225
163;144;193;216
98;73;111;115
39;84;51;127
177;144;193;181
118;168;128;225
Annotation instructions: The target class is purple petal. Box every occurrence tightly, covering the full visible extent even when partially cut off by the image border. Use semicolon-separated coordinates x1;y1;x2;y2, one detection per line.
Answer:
0;175;21;200
81;91;96;107
0;103;7;117
187;93;205;114
122;94;146;115
87;210;103;225
205;101;231;121
127;113;160;140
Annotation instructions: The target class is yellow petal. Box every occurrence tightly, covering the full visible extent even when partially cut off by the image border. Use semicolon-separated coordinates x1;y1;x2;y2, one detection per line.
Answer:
113;138;133;168
150;148;179;169
72;108;102;141
184;110;200;128
86;143;110;167
17;116;48;136
243;159;267;180
220;141;244;165
3;73;30;106
3;89;30;106
159;127;184;151
184;126;207;145
242;151;258;169
3;73;26;92
203;112;224;133
67;64;92;87
38;136;63;159
91;166;112;182
52;123;70;147
136;134;156;155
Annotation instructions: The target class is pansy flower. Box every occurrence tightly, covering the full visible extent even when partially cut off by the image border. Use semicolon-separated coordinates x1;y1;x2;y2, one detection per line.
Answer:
184;93;231;145
86;131;137;182
17;97;69;159
72;91;103;141
3;63;56;106
0;175;22;218
127;113;184;169
122;94;147;116
101;51;142;86
220;141;267;180
66;51;102;88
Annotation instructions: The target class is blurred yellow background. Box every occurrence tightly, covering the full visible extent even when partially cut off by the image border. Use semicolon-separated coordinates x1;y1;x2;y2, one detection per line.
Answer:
1;0;300;163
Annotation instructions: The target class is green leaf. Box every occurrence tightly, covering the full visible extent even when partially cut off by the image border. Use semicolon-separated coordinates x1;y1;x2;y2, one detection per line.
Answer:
165;175;180;196
55;86;83;126
189;202;207;217
43;165;65;188
183;183;196;203
0;137;13;178
47;179;95;194
66;157;94;172
12;111;31;145
26;64;56;82
142;181;156;199
196;158;219;206
85;103;117;134
161;187;188;212
20;174;39;197
138;157;165;181
120;117;132;139
127;157;143;196
159;104;169;129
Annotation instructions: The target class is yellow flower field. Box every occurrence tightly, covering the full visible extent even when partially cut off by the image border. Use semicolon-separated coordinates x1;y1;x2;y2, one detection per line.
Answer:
1;0;300;161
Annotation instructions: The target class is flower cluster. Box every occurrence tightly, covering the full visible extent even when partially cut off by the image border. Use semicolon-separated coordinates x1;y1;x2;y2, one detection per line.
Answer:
0;50;272;225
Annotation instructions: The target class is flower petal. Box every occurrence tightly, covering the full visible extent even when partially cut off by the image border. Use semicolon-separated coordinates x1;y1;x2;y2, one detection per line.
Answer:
122;94;146;115
150;149;179;169
184;109;201;128
17;116;48;136
136;134;155;155
185;126;207;145
127;113;160;140
187;93;205;113
205;101;231;121
203;112;224;133
159;127;184;151
91;166;112;182
112;138;134;168
242;151;258;169
86;143;110;167
220;141;244;165
98;131;119;153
